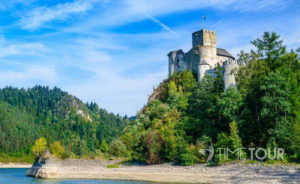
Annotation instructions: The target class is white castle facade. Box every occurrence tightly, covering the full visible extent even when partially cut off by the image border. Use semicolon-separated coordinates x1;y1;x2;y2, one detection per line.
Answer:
168;29;238;89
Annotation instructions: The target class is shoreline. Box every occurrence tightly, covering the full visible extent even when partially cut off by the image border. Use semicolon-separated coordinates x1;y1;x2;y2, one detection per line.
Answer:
0;162;32;168
26;158;300;183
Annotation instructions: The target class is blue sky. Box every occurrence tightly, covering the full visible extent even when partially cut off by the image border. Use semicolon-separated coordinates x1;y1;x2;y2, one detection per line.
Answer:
0;0;299;116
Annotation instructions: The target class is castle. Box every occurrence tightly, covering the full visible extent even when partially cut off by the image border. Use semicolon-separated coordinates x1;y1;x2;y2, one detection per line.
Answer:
168;29;238;89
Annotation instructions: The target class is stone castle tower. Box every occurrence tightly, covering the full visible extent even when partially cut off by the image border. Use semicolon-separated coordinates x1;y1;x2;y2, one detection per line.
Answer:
168;29;238;89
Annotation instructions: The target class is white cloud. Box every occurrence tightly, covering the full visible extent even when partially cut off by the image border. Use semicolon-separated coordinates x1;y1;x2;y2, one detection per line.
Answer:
69;0;292;31
0;41;48;58
19;0;96;29
30;31;173;115
75;38;128;51
0;0;36;10
0;65;57;87
229;0;293;13
66;66;165;116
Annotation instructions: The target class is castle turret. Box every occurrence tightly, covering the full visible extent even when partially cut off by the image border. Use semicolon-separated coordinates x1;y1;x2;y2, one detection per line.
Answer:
192;29;217;80
192;29;216;48
168;50;184;77
198;60;210;81
223;60;238;90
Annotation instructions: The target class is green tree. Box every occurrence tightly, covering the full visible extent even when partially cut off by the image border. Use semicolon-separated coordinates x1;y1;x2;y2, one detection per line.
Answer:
31;137;47;157
237;50;259;66
229;121;243;151
187;73;225;140
144;131;163;164
251;32;286;68
216;88;243;125
100;140;109;153
108;139;129;158
50;141;66;159
216;121;244;160
169;71;197;93
259;72;293;147
167;81;188;111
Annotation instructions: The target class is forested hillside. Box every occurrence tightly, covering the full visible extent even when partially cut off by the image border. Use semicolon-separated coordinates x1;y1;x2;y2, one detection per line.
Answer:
115;32;300;165
0;86;128;162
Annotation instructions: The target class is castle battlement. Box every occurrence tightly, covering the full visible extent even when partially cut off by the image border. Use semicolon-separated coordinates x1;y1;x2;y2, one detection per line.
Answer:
168;28;238;90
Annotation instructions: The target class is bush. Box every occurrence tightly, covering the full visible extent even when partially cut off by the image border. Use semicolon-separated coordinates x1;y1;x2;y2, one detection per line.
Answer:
108;139;129;158
145;131;163;164
100;140;109;153
215;121;245;162
50;141;67;159
177;151;198;166
176;141;198;166
229;121;243;151
31;137;47;158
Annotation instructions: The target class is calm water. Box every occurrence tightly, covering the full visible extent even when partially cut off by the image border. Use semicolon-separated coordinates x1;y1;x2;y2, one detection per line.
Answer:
0;168;156;184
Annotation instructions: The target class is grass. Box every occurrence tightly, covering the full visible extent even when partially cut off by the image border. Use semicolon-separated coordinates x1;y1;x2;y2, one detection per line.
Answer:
106;164;120;168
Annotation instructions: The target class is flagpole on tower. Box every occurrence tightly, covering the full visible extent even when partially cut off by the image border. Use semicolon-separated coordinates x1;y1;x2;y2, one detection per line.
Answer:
202;16;206;29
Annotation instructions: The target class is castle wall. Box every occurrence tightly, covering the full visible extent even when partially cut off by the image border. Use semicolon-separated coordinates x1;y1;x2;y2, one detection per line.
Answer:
216;55;229;66
168;52;176;76
198;65;210;81
223;60;238;89
192;30;216;47
168;29;238;90
202;30;216;47
168;51;185;77
168;57;175;77
177;53;186;72
198;46;217;66
183;48;200;74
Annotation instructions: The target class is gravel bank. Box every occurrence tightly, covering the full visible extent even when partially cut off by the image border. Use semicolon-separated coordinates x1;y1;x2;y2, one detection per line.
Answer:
0;163;31;168
27;158;300;183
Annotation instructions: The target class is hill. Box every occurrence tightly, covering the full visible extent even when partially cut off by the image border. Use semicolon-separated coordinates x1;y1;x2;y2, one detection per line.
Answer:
0;86;128;163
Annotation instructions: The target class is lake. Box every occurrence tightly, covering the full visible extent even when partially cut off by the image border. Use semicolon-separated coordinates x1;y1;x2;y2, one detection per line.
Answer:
0;168;157;184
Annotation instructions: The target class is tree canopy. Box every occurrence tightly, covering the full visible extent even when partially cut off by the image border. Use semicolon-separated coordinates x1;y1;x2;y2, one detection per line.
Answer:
0;86;129;161
117;32;300;165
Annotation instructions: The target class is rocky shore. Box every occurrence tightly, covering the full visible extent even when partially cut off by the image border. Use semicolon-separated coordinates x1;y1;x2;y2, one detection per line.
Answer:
27;157;300;184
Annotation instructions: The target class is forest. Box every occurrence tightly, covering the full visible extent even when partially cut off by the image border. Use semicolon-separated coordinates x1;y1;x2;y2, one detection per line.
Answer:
115;32;300;165
0;86;129;163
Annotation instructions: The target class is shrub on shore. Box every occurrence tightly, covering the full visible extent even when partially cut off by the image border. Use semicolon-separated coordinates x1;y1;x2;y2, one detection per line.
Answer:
31;137;47;158
100;140;109;153
108;139;129;158
50;141;67;159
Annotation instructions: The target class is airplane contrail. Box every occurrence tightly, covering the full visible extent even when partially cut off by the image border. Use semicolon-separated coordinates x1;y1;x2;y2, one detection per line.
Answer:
128;1;178;37
140;10;178;37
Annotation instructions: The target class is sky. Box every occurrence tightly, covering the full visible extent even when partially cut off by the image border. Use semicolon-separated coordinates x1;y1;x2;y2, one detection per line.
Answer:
0;0;300;116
